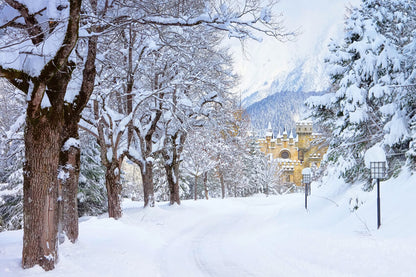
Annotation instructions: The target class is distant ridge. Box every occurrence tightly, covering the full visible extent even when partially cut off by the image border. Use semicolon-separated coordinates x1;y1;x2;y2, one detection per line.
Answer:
244;90;325;136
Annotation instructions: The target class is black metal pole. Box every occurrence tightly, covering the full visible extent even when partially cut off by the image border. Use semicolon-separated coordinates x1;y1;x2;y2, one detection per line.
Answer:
305;183;308;210
377;178;381;229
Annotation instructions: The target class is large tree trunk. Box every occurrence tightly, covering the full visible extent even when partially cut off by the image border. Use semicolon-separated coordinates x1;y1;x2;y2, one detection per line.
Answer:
58;120;80;243
142;162;155;207
105;165;122;219
165;163;181;205
22;111;63;270
22;62;74;270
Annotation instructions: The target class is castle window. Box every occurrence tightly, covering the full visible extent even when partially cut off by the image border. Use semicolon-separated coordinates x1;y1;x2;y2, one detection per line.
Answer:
280;150;290;159
298;150;304;161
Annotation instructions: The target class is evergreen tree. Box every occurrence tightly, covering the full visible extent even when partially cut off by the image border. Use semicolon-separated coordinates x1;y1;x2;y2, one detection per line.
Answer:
0;81;25;231
308;0;416;183
77;132;108;217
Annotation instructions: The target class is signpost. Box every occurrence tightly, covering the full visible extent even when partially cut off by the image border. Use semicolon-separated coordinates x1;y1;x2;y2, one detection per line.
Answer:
370;161;386;229
302;168;311;210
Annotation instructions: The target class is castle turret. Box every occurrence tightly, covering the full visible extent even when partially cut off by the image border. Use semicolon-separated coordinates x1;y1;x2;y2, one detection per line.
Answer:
265;122;273;139
296;121;313;148
296;121;313;164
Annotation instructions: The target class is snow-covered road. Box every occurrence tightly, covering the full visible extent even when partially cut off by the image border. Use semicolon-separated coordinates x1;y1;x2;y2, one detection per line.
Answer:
1;174;416;277
131;192;416;277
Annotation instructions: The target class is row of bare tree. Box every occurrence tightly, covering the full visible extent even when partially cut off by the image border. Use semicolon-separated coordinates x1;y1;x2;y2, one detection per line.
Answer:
0;0;293;271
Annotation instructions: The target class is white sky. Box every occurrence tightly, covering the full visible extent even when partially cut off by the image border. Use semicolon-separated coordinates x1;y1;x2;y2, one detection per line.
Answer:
230;0;361;94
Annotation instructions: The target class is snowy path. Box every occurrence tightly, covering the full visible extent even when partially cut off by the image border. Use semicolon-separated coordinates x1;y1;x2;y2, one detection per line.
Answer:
160;212;256;277
1;184;416;277
151;195;416;277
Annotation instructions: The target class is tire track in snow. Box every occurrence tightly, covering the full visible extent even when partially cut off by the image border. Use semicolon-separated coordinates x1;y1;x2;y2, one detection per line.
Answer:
191;213;257;277
160;208;256;277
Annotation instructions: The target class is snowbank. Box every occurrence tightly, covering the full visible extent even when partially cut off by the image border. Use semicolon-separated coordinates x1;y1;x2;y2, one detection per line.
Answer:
1;169;415;276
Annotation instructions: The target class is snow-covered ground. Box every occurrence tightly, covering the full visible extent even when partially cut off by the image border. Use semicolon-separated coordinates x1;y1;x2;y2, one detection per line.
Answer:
1;170;416;277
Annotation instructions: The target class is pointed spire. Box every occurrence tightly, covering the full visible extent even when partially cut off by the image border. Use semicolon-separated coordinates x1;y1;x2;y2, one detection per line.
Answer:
266;122;273;138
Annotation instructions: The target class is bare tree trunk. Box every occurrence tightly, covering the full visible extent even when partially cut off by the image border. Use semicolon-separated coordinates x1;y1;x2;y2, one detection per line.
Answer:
22;110;63;270
220;172;225;199
203;172;208;200
22;60;75;270
58;121;80;243
59;144;80;242
165;163;181;205
265;182;269;197
162;131;186;206
105;165;122;219
57;34;97;243
142;162;155;207
194;175;198;200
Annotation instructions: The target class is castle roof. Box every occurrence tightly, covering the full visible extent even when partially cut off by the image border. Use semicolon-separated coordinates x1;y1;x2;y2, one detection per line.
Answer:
265;122;273;137
296;120;313;126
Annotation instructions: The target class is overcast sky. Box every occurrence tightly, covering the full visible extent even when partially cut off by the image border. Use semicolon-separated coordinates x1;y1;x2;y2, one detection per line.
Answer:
230;0;361;94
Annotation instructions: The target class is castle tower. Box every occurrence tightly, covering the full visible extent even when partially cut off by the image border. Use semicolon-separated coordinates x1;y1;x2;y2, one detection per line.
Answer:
296;121;313;163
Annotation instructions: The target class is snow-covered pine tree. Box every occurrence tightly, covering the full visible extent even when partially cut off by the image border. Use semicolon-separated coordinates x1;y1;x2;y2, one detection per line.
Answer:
77;132;108;217
246;136;265;194
400;5;416;168
307;0;416;184
0;80;25;231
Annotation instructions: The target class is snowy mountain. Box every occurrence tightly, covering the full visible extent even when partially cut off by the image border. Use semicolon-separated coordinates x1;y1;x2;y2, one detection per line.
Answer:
241;55;329;108
239;5;342;133
240;18;336;108
241;34;330;134
237;0;357;110
244;90;324;135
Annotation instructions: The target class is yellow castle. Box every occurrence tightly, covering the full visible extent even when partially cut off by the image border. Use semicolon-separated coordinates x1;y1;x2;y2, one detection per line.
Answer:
257;121;327;187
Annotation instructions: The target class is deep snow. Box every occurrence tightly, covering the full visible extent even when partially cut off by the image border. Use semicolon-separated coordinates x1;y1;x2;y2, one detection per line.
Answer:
1;170;416;277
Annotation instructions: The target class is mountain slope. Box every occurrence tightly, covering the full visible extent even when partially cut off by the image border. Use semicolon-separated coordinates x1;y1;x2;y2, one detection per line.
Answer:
244;90;324;135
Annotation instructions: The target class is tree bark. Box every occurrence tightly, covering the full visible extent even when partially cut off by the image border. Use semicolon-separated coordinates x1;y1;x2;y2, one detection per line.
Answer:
22;61;75;270
17;0;81;270
142;162;155;207
194;175;198;200
220;172;225;199
203;171;208;200
105;165;122;219
165;163;181;205
58;120;80;243
22;108;63;270
58;34;97;242
163;131;186;206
